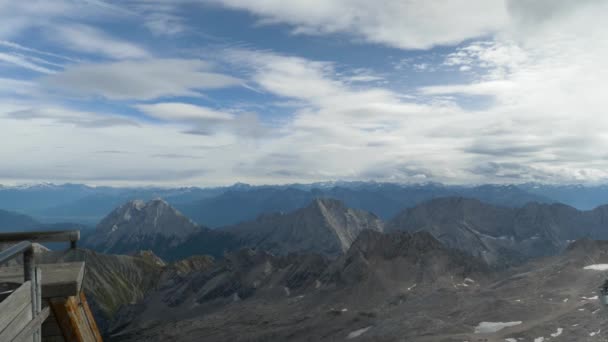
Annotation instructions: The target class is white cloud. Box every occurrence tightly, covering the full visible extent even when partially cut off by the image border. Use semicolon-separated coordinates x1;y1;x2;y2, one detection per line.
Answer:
42;59;241;100
0;0;130;39
0;52;57;74
0;78;38;97
0;103;139;128
206;0;508;49
4;0;608;185
49;24;149;59
136;102;234;121
224;49;468;183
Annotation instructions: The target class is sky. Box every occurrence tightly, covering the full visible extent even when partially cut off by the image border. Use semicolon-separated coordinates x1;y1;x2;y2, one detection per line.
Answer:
0;0;607;186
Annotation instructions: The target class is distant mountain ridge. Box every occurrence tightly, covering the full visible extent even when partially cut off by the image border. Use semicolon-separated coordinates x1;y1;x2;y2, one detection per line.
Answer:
0;182;558;227
387;197;608;267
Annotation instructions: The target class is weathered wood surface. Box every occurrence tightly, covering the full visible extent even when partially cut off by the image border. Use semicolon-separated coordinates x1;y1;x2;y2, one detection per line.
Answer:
50;294;103;342
0;301;32;341
34;267;42;342
0;241;33;265
0;281;31;333
79;291;103;342
11;306;50;342
0;263;84;298
0;231;80;244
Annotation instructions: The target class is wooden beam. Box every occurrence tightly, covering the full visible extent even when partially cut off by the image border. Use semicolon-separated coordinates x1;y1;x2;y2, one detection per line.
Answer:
10;307;50;342
79;292;103;342
50;294;102;342
50;297;84;342
0;231;80;245
0;241;32;265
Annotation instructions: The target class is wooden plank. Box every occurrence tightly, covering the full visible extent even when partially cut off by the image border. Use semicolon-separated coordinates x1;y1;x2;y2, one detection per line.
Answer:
79;291;103;342
0;302;32;341
0;231;80;244
50;297;85;342
33;267;41;342
0;263;84;298
0;281;31;333
10;306;49;342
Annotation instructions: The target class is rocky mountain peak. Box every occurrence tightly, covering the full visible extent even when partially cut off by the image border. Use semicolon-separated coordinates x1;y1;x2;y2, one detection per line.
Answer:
223;198;383;256
84;199;201;258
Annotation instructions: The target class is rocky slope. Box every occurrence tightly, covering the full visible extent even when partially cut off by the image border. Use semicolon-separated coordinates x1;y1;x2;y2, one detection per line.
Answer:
97;235;608;342
108;230;488;341
222;198;384;256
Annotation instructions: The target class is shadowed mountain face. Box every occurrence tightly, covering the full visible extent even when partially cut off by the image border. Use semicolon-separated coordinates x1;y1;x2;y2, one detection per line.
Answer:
386;197;608;267
222;198;384;256
84;199;241;261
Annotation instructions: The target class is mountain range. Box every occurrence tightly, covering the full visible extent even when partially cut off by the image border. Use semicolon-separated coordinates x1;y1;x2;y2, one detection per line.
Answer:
78;195;608;269
0;181;573;227
8;182;608;340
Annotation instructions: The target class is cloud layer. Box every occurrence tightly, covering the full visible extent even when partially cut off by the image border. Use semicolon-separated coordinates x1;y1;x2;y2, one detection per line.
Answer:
1;0;608;185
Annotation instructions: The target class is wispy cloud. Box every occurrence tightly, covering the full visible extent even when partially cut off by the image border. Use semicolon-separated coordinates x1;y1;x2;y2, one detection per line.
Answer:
49;24;149;59
43;59;241;100
206;0;508;49
0;52;57;74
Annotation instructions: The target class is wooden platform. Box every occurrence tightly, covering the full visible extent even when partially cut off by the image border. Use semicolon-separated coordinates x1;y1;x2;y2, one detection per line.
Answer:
0;231;102;341
0;263;84;298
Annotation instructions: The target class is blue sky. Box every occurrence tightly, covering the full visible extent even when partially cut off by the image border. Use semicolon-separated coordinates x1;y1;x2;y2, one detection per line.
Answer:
1;0;607;186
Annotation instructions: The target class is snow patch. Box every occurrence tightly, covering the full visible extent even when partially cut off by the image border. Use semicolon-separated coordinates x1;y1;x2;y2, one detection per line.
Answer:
551;328;563;337
590;329;601;336
474;321;522;334
534;337;544;342
123;209;132;221
581;295;598;300
505;339;517;342
133;200;146;210
407;283;417;291
584;264;608;271
347;326;372;339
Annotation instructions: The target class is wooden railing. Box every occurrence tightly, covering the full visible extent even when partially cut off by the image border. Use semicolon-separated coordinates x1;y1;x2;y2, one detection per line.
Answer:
0;241;48;342
0;230;80;249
